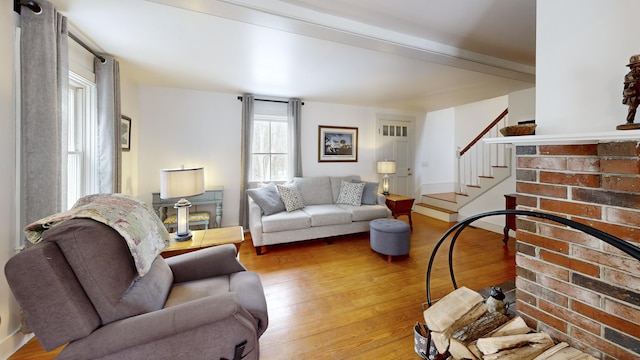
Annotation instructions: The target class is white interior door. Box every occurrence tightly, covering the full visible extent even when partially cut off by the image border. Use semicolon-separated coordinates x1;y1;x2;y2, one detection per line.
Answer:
376;116;414;196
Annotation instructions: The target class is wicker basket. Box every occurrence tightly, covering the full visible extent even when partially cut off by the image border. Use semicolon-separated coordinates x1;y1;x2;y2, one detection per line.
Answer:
499;124;536;136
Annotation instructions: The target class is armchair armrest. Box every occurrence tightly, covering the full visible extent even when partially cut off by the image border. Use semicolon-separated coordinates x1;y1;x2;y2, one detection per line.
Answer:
61;293;258;359
165;244;246;283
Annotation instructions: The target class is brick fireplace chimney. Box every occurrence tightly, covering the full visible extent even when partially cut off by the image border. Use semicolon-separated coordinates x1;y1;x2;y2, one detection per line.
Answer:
513;141;640;359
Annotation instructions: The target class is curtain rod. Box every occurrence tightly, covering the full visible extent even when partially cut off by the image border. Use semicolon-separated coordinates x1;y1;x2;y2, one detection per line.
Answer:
15;0;107;63
68;32;106;63
14;0;40;14
237;96;304;105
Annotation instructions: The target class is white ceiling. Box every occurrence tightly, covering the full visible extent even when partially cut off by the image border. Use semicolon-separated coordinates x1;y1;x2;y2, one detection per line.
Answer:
50;0;536;112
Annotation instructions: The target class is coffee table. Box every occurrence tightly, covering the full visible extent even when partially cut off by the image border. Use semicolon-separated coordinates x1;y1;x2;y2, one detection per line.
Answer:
161;226;244;258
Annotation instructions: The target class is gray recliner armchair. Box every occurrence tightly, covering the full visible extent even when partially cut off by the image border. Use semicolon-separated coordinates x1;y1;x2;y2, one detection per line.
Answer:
5;218;268;359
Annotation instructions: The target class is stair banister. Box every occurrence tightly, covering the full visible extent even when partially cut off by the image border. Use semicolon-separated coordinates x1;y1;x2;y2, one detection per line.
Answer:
458;108;508;157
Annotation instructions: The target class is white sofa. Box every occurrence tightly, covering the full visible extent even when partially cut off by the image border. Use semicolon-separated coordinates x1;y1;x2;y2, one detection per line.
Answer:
247;175;391;255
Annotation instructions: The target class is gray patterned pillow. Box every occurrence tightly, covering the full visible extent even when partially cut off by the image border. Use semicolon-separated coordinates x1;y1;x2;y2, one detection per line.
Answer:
276;184;305;212
336;181;365;206
247;183;286;215
352;180;379;205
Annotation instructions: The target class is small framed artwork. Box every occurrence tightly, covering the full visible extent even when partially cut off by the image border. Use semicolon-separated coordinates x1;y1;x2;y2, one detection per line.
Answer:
318;125;358;162
121;115;131;151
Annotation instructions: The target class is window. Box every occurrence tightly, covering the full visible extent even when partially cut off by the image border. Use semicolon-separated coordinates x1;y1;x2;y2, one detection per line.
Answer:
250;114;289;182
66;71;98;209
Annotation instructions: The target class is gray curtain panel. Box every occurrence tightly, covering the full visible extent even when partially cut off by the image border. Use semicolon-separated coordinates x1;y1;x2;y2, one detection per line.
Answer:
95;56;122;193
288;99;302;177
239;94;254;228
20;1;68;231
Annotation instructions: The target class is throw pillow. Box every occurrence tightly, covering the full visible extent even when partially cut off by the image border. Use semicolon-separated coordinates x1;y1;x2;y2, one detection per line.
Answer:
276;184;305;212
336;181;365;206
353;180;379;205
246;183;286;215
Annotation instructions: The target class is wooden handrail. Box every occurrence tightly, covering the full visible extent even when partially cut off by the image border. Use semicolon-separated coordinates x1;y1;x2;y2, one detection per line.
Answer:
458;108;508;157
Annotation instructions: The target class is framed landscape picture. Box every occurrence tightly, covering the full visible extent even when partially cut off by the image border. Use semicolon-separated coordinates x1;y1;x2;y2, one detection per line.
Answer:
318;125;358;162
121;115;131;151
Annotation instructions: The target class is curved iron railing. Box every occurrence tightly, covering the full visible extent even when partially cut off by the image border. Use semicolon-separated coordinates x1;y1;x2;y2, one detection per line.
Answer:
425;209;640;306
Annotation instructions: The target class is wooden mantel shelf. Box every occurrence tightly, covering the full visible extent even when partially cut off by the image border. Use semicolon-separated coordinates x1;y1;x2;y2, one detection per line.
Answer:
484;129;640;145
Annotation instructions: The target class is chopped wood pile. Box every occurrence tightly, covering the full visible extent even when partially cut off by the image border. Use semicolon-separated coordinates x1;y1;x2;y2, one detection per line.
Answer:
422;286;597;360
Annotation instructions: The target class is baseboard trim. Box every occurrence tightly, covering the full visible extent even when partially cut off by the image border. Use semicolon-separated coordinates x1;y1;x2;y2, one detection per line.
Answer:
0;329;33;359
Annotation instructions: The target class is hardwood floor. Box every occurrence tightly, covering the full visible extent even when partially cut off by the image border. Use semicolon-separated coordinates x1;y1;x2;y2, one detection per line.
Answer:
9;212;516;359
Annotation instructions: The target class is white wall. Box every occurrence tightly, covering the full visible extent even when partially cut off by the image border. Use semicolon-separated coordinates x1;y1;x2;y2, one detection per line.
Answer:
0;3;32;358
137;87;241;226
300;102;420;181
419;91;534;232
136;87;423;226
120;66;139;196
508;87;536;124
414;108;455;197
455;95;508;148
537;0;640;134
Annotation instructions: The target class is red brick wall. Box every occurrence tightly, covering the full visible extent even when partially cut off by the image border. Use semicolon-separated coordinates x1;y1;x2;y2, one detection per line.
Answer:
514;141;640;360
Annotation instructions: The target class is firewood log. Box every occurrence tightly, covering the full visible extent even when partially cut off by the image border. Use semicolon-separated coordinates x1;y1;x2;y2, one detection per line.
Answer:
532;343;598;360
430;302;488;354
531;342;569;359
476;332;553;355
449;338;478;359
482;340;554;360
447;311;510;360
423;286;484;332
488;316;531;338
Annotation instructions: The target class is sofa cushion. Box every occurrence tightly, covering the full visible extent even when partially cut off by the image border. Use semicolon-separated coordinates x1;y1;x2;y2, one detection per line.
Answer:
294;176;333;205
262;209;311;233
338;204;391;222
45;219;173;325
164;276;231;308
302;204;352;226
336;181;365;206
277;184;306;212
353;180;379;205
247;183;286;215
330;175;360;203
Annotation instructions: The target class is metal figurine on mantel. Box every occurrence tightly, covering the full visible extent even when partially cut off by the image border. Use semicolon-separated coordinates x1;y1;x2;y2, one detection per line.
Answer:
619;54;640;130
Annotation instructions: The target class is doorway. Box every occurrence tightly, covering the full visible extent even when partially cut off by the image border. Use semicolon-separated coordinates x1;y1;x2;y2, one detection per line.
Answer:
376;115;414;197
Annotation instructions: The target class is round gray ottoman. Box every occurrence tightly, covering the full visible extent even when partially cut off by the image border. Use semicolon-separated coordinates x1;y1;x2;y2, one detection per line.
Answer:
370;218;411;261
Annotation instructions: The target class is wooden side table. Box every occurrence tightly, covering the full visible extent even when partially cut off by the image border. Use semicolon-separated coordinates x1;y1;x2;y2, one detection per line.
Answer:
503;194;517;244
161;226;244;258
384;194;415;230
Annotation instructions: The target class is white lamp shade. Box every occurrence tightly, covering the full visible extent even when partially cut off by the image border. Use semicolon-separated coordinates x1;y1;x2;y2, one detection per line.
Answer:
377;161;396;174
160;167;205;199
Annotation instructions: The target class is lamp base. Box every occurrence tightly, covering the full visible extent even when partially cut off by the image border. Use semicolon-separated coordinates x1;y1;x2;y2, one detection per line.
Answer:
173;231;193;242
382;191;390;195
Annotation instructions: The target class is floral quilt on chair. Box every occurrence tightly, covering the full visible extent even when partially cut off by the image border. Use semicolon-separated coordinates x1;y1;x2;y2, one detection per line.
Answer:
24;193;170;276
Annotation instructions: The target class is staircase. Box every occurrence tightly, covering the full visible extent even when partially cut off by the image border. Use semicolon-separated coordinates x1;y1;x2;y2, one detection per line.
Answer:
414;109;512;222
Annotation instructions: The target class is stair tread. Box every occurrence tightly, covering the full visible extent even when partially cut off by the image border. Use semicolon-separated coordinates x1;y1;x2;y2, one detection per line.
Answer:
415;203;458;215
422;192;457;203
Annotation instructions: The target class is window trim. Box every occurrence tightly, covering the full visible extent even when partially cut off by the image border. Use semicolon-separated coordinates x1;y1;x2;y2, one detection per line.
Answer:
250;113;289;183
66;71;98;209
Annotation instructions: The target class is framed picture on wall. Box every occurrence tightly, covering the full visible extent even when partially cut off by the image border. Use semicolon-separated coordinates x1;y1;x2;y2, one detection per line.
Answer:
121;115;131;151
318;125;358;162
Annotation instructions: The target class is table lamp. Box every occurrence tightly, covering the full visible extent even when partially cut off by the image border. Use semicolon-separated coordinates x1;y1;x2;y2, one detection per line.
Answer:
377;160;396;195
160;166;205;241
